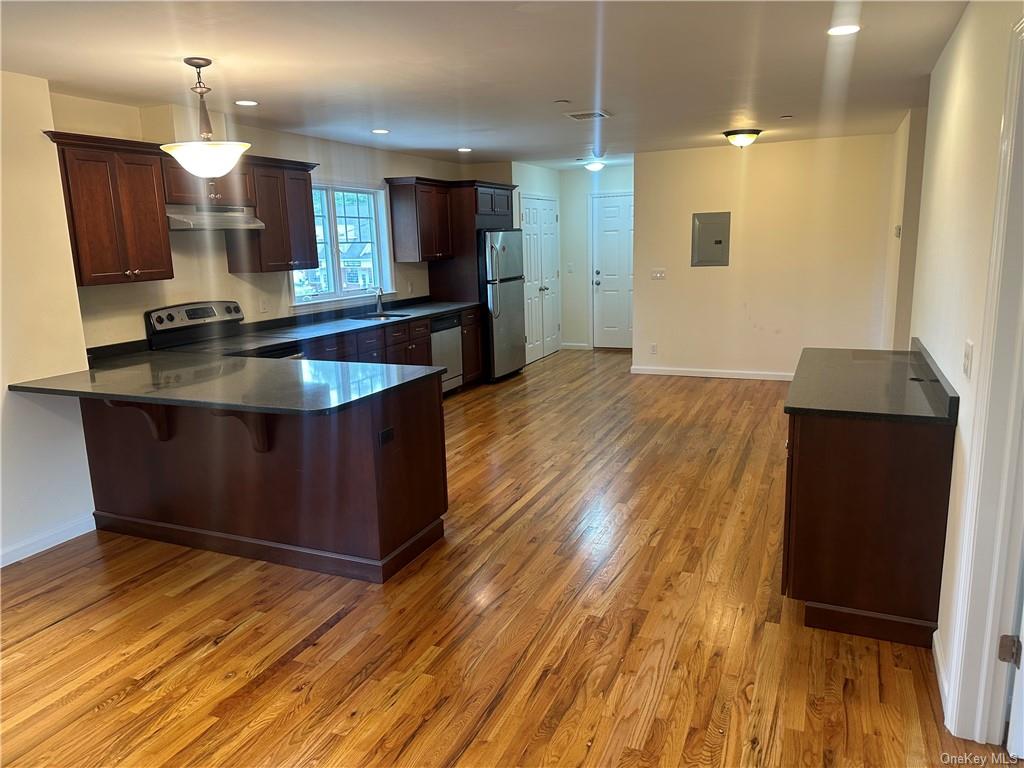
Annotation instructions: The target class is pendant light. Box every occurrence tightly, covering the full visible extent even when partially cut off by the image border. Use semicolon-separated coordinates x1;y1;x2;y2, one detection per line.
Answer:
160;57;250;178
723;129;762;148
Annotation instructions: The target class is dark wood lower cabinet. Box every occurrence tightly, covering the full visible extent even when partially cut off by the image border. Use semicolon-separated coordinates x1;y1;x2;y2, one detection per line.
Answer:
461;315;483;384
82;374;448;583
783;411;955;647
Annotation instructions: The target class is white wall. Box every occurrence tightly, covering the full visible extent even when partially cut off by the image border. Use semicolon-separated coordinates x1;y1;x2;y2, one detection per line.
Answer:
559;165;634;348
908;1;1023;743
631;134;896;378
511;161;560;224
1;73;95;564
49;93;509;347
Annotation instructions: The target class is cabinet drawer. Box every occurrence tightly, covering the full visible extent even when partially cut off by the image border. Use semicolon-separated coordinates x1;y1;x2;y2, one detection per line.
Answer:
358;328;386;352
359;347;385;364
384;322;410;345
461;308;481;326
410;318;431;339
304;333;357;361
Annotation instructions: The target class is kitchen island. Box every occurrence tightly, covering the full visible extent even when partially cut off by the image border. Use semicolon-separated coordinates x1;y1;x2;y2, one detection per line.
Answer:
9;352;448;582
782;340;958;646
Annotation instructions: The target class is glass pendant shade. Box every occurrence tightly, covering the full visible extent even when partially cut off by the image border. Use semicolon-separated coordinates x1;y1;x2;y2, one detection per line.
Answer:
160;140;250;178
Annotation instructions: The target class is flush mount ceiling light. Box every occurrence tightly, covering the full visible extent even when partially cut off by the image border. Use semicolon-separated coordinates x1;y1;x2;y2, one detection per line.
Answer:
160;58;250;179
827;24;860;36
234;99;259;107
457;147;473;153
371;128;390;135
584;160;606;172
724;128;762;147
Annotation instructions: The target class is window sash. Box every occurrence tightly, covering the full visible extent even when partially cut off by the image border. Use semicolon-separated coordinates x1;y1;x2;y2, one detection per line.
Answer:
293;185;389;305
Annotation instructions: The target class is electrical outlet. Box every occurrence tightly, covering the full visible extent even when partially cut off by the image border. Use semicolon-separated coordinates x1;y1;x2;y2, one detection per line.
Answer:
651;269;667;280
963;340;974;379
649;343;658;355
258;296;270;314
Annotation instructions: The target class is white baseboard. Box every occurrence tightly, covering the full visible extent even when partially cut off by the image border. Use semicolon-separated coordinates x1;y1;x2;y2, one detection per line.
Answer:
1;515;95;567
560;342;593;350
630;365;794;381
932;629;952;712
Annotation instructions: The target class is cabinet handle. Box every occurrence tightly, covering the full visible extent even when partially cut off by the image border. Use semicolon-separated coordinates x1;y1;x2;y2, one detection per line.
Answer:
209;193;217;200
123;270;131;278
133;269;141;276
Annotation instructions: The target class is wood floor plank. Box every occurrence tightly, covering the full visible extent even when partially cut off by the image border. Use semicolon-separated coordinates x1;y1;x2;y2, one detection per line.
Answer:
0;350;1001;767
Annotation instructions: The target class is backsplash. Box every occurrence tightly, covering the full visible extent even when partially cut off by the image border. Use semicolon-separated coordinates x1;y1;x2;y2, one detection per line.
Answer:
77;231;429;348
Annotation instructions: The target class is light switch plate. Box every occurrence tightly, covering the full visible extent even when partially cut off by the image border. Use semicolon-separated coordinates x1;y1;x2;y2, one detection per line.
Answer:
963;340;974;379
651;269;666;280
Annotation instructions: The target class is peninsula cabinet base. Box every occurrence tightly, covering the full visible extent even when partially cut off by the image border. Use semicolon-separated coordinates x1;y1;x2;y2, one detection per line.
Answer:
94;511;443;583
78;373;448;583
803;602;937;648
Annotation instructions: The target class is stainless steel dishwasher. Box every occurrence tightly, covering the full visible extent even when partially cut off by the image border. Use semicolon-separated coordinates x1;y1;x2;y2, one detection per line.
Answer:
430;315;463;392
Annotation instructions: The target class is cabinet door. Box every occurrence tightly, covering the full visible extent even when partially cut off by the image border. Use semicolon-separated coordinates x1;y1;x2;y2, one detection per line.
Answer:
284;171;318;269
252;167;292;271
476;187;495;214
434;187;452;259
493;188;512;215
163;159;256;207
462;320;483;383
385;343;410;365
116;154;173;281
215;168;256;206
407;338;432;366
360;347;385;364
62;148;129;285
415;186;438;260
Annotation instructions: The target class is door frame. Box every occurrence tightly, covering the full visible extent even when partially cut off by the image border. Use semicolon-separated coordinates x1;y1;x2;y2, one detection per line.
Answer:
520;193;561;360
938;16;1024;746
588;191;634;349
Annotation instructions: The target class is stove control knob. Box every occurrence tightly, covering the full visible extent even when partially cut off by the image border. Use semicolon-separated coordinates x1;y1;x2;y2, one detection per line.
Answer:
155;315;164;325
223;305;233;314
232;304;241;314
166;313;175;322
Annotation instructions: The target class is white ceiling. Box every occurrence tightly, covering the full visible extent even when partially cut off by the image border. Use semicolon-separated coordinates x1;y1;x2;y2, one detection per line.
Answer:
1;1;965;164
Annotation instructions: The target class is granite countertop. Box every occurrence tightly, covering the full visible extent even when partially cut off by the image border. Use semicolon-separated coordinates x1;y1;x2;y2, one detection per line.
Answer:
183;301;481;354
784;344;958;423
9;352;445;415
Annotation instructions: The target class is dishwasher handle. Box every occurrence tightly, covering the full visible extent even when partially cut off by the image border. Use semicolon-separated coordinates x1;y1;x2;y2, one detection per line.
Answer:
430;314;461;333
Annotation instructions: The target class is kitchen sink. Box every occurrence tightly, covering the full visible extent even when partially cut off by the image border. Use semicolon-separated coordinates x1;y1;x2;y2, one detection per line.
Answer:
356;313;410;321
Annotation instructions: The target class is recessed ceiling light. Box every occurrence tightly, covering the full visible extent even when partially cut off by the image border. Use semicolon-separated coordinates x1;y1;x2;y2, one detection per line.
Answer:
724;129;762;147
371;128;390;135
234;99;259;107
827;24;860;36
584;160;606;172
457;147;473;153
779;114;794;120
553;99;571;104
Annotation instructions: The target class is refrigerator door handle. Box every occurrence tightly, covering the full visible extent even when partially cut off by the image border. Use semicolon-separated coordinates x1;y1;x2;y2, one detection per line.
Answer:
490;281;501;319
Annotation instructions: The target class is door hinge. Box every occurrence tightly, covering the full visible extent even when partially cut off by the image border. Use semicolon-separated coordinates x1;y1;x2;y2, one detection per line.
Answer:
556;214;559;223
998;634;1021;668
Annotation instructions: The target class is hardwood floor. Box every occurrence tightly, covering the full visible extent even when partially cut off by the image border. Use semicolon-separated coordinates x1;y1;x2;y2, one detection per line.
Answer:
1;350;997;767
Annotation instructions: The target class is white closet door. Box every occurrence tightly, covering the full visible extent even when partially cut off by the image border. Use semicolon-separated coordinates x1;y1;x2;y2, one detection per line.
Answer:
592;194;634;348
521;199;543;364
540;198;561;357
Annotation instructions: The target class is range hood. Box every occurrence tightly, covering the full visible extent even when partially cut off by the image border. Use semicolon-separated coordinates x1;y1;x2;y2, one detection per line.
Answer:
166;204;265;231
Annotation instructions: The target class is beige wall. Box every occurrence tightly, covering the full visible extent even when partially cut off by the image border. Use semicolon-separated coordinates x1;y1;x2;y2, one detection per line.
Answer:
632;134;895;377
559;165;634;347
909;1;1022;736
50;93;509;347
1;73;94;562
892;108;928;348
511;161;560;224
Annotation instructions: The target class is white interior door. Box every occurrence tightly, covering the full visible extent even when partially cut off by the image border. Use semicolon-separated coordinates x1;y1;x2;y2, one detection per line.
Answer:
522;196;560;364
592;193;634;348
1010;593;1024;758
522;200;543;364
540;198;561;356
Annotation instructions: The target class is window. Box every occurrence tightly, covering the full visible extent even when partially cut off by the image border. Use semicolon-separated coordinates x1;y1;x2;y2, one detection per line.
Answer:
292;185;392;305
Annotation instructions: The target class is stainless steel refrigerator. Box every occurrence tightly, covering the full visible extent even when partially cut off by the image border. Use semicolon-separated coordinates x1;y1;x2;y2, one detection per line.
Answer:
481;229;526;379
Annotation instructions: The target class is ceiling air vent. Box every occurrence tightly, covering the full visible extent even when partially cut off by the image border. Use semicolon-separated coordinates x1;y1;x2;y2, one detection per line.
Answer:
564;109;612;121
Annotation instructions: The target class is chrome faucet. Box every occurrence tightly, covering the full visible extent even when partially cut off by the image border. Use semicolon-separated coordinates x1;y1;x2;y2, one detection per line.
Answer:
375;287;384;314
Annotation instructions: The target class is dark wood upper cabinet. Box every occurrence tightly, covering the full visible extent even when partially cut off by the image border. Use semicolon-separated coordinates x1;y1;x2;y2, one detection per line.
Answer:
386;178;453;262
476;185;511;215
162;158;256;206
56;142;173;286
225;165;319;274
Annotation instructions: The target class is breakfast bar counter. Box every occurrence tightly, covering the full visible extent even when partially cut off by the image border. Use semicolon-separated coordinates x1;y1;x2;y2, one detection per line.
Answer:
9;353;449;582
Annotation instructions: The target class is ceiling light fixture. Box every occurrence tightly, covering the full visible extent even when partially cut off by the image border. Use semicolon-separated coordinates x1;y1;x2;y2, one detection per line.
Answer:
724;129;762;148
160;58;250;179
234;100;259;107
827;24;860;36
457;147;473;153
584;160;606;172
371;128;390;135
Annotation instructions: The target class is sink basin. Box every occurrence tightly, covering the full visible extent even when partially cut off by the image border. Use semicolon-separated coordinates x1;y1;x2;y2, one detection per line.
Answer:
356;313;410;321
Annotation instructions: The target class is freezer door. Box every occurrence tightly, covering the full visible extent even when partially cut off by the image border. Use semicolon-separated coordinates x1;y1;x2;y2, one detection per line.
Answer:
484;230;524;281
488;277;526;378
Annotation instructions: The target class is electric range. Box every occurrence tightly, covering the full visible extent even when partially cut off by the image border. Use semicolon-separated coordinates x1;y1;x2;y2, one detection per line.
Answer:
144;301;297;357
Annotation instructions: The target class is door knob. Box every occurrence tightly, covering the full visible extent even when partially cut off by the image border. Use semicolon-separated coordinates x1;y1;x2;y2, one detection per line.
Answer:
595;269;601;275
595;280;601;286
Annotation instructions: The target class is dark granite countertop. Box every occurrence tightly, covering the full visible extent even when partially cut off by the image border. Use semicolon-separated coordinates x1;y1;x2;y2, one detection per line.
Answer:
9;352;445;415
784;342;958;423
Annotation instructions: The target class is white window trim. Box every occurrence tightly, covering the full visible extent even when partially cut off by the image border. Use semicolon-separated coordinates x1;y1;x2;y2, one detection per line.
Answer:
290;182;395;310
